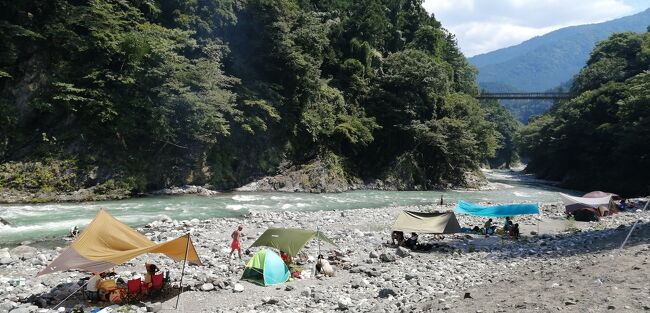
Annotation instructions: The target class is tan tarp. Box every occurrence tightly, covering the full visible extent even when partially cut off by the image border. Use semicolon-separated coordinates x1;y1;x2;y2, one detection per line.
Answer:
38;209;201;276
392;211;461;234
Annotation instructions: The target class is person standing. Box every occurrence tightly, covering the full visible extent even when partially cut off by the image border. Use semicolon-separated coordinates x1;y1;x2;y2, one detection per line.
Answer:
229;225;243;260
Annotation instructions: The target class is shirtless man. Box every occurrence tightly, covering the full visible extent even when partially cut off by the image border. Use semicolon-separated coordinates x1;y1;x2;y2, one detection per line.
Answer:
229;225;243;260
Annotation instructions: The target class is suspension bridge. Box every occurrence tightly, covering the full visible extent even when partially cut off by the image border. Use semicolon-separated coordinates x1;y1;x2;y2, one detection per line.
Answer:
477;92;572;100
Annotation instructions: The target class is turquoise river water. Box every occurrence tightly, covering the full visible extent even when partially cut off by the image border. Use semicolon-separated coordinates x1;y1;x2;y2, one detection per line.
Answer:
0;170;577;245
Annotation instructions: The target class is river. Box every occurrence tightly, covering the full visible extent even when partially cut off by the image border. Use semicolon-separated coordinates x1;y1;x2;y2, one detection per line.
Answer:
0;170;577;245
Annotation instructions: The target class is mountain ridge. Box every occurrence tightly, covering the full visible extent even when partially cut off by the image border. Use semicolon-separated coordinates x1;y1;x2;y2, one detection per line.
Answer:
470;8;650;91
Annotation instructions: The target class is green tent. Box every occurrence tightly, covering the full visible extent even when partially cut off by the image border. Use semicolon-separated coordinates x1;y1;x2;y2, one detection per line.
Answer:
248;228;337;257
241;249;290;286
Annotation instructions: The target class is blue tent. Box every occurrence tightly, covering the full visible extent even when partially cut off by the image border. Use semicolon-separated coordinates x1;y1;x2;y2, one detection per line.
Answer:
455;200;539;217
241;249;290;286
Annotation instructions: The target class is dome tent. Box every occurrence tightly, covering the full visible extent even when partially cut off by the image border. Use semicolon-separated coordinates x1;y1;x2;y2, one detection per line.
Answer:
241;249;289;286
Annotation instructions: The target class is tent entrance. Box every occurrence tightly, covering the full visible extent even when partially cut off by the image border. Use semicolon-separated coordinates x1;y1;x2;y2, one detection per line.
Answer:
241;267;265;286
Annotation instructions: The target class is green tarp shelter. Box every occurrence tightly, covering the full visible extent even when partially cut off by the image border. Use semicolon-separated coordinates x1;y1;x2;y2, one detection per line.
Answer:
392;211;461;234
241;249;289;286
249;228;337;257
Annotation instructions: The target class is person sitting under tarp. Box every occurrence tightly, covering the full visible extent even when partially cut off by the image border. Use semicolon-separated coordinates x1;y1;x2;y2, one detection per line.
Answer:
391;231;405;246
483;219;494;236
404;232;418;249
503;217;512;231
509;223;520;239
280;250;292;266
144;263;159;290
85;272;103;301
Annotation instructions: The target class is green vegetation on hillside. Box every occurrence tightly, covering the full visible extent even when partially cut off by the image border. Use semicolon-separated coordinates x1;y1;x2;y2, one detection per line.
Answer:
519;28;650;196
0;0;510;194
470;8;650;92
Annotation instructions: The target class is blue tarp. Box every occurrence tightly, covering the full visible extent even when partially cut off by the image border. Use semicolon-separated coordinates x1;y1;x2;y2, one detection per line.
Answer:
455;200;539;217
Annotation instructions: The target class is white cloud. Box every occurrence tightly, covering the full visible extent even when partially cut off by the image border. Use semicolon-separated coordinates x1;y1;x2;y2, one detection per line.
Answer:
423;0;643;56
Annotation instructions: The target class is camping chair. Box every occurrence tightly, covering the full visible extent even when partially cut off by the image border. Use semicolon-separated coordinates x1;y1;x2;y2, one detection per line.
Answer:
144;273;165;299
151;273;164;291
127;279;143;295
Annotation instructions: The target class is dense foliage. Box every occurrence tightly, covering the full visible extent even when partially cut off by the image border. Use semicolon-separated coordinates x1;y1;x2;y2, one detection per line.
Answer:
0;0;505;192
480;99;521;168
519;28;650;196
470;8;650;92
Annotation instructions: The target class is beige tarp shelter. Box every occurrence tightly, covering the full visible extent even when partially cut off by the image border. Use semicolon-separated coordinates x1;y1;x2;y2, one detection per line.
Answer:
560;193;612;214
392;211;461;234
38;209;202;276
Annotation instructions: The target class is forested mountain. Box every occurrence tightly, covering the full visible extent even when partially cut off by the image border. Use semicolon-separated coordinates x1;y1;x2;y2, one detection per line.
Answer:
519;28;650;196
0;0;516;198
470;8;650;92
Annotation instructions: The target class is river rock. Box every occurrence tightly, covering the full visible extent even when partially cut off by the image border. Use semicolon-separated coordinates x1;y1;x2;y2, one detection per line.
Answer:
396;247;410;257
338;297;352;310
233;283;244;293
301;288;312;297
405;273;418;280
369;251;379;258
380;253;396;262
378;288;397;299
201;283;214;291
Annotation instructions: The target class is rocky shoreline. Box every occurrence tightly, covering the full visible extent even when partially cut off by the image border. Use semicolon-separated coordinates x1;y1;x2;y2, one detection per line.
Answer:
0;171;489;204
1;201;649;312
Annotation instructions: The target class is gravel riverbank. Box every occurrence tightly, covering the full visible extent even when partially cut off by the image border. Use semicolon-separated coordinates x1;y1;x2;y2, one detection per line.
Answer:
1;201;649;313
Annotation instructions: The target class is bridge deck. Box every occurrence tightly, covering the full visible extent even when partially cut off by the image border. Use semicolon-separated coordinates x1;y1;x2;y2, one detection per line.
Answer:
477;92;571;100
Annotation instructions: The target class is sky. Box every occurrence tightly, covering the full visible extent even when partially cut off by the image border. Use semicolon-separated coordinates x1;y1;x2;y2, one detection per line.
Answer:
423;0;650;57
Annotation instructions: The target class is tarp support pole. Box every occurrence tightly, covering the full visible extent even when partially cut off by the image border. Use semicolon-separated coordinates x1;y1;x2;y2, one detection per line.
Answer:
537;203;541;235
175;233;191;310
52;280;88;310
620;196;649;250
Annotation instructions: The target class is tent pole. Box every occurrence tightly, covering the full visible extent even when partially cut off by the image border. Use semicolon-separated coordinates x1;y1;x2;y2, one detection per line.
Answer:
619;196;649;250
175;233;191;310
52;280;88;310
537;203;540;235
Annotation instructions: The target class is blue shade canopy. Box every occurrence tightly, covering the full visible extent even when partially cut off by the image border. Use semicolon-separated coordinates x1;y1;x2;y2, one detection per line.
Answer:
455;200;539;217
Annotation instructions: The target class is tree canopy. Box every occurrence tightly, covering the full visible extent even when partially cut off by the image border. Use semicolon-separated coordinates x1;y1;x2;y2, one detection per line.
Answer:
519;30;650;196
0;0;507;193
